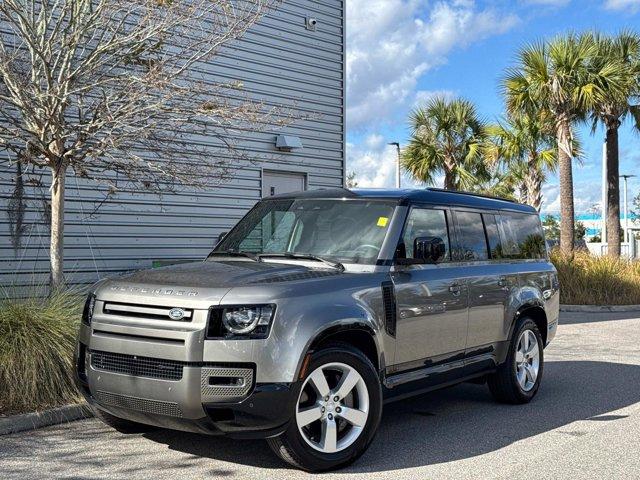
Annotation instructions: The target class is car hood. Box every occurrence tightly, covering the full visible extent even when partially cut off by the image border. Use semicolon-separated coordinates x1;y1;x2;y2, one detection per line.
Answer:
94;259;341;306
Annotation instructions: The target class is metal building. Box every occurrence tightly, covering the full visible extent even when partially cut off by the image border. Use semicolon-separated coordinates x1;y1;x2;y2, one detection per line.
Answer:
0;0;346;292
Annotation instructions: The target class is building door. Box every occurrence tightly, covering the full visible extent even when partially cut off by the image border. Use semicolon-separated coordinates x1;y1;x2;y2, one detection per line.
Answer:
262;170;306;197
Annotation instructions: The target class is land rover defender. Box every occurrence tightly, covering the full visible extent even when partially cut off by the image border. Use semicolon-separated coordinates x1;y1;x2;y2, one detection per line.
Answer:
75;188;559;471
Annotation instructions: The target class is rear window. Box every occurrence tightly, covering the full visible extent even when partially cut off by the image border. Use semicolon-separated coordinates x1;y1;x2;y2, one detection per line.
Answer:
454;211;489;261
497;213;546;259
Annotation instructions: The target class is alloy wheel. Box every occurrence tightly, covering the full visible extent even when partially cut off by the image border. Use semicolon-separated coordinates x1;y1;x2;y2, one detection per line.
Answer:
515;329;540;392
296;362;369;453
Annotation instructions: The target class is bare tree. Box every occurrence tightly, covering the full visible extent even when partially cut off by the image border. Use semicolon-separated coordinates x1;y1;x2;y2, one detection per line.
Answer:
0;0;282;291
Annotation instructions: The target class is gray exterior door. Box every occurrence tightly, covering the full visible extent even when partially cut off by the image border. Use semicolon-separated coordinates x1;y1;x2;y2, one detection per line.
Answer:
262;171;306;197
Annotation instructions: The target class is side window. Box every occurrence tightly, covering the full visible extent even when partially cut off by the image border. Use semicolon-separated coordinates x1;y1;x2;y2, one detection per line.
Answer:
498;213;546;259
483;214;504;259
454;211;489;261
401;208;451;261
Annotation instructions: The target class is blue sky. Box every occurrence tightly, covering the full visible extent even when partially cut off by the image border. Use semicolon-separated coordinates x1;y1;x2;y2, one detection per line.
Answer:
345;0;640;215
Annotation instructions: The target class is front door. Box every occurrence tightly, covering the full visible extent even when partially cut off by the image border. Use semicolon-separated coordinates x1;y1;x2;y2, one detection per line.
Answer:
391;207;469;371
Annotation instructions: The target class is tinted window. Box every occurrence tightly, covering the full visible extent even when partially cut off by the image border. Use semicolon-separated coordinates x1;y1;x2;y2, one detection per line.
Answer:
483;214;504;259
454;211;489;261
497;213;546;259
402;208;450;261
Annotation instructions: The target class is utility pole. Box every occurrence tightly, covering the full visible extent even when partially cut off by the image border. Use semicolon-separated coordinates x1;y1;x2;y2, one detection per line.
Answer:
602;140;607;246
621;174;636;245
388;142;401;189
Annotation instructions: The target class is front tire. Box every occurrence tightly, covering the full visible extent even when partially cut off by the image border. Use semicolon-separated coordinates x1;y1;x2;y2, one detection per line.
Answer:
267;344;382;472
488;317;544;404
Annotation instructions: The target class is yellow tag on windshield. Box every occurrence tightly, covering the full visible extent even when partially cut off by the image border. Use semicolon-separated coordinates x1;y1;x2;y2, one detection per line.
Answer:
377;216;389;227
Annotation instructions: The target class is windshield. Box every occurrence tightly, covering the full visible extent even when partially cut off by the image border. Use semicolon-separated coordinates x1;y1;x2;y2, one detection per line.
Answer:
213;199;397;265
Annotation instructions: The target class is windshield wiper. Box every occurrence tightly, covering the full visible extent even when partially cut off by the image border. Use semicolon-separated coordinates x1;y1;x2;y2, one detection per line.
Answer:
208;250;262;262
258;252;344;272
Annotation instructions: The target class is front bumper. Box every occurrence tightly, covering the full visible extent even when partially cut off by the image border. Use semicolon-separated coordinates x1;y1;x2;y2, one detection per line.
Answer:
76;343;297;439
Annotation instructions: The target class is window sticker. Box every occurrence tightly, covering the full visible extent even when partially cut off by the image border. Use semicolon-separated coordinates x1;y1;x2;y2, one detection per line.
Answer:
377;216;389;227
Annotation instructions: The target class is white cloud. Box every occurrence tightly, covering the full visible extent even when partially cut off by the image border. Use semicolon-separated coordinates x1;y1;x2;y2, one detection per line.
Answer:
346;135;438;189
346;0;520;188
413;89;456;107
346;0;520;130
346;137;399;188
604;0;640;12
541;180;602;216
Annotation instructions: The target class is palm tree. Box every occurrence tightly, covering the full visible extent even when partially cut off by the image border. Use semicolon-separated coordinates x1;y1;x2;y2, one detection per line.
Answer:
504;33;625;254
589;32;640;256
402;96;489;190
485;112;557;211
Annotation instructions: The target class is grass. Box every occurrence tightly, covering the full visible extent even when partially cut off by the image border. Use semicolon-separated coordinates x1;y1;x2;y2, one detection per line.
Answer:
551;250;640;305
0;290;83;415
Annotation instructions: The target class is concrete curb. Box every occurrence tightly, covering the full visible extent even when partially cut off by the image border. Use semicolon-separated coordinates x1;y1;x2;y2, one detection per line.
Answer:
0;403;93;436
560;304;640;313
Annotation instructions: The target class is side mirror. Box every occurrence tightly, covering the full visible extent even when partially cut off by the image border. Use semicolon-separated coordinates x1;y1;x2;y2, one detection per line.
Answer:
414;236;446;264
215;231;228;247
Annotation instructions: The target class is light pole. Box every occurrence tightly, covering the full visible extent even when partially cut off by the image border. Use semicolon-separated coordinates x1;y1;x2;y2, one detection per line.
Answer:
388;142;401;189
621;174;636;245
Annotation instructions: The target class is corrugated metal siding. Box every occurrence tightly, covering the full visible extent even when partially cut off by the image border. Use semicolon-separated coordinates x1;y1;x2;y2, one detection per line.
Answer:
0;0;345;293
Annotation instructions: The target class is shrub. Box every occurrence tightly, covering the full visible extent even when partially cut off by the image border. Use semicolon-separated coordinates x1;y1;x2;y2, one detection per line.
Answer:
0;290;82;415
551;250;640;305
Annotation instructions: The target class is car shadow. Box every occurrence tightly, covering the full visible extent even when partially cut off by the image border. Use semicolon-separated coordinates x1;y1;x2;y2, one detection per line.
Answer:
143;360;640;472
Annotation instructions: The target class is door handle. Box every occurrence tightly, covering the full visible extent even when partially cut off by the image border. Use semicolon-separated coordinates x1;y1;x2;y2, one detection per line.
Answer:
449;282;462;296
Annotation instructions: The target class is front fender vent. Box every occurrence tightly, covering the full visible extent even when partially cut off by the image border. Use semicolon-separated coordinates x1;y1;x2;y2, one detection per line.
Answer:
382;281;397;337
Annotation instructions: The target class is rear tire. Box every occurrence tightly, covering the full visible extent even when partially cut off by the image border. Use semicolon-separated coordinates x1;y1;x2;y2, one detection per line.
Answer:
488;317;544;404
91;406;158;434
267;343;382;472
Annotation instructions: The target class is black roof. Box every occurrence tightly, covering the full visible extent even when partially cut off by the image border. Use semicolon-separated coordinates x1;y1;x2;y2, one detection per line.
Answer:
267;188;536;213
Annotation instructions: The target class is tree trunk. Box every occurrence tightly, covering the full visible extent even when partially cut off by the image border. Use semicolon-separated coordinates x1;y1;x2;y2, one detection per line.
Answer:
50;164;67;292
443;167;455;190
557;118;575;254
525;153;543;212
605;124;621;257
519;180;528;205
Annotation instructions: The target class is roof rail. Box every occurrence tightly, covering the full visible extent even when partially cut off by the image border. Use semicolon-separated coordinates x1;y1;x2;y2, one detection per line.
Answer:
425;187;519;204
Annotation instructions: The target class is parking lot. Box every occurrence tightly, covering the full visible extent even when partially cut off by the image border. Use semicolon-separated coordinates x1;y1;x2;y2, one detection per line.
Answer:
2;310;640;480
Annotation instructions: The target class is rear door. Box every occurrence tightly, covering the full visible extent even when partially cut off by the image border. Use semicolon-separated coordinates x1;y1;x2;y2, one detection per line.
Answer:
452;211;513;358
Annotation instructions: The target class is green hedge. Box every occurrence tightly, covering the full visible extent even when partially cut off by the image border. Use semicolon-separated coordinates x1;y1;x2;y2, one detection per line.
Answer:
0;290;82;415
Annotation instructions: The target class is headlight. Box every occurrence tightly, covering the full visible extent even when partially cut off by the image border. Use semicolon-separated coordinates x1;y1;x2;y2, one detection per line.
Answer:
223;305;274;335
207;305;275;339
82;293;96;326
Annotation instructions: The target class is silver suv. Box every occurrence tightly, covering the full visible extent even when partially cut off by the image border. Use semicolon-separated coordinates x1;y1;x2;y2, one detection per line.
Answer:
75;188;559;471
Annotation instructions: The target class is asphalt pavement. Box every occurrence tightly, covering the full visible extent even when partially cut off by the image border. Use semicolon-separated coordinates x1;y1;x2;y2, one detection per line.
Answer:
2;311;640;479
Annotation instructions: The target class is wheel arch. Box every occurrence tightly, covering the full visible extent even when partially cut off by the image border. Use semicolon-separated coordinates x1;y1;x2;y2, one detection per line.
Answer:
296;325;382;380
513;304;548;345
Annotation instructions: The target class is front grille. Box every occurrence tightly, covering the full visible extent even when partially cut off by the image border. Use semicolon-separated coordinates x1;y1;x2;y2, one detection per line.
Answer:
102;302;193;322
95;391;183;417
91;350;183;381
